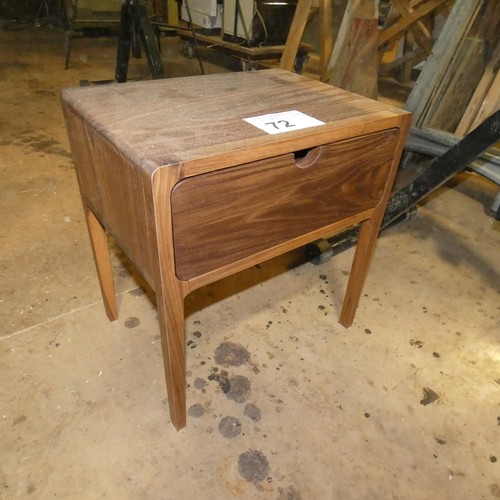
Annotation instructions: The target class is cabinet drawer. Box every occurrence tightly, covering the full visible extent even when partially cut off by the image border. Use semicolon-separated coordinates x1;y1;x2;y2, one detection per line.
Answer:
171;128;399;280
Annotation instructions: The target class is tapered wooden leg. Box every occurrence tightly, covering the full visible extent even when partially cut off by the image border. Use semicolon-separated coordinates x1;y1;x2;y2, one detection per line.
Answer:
156;284;186;430
84;205;118;321
339;217;380;328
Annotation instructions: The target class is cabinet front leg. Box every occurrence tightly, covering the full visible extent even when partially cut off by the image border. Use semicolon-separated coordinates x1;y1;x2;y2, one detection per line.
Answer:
156;285;186;430
84;205;118;321
339;217;380;328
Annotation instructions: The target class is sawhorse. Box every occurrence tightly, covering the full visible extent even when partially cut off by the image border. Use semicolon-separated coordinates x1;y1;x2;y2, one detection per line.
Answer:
115;0;165;83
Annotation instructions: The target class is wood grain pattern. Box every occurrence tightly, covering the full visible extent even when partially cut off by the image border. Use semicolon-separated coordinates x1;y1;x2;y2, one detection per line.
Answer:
171;129;399;280
327;0;379;99
426;37;485;133
280;0;314;71
319;0;333;80
61;69;408;176
405;0;482;127
63;105;158;289
455;41;500;136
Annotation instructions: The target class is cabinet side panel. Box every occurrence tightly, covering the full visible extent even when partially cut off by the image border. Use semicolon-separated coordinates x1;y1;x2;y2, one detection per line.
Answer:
63;105;158;287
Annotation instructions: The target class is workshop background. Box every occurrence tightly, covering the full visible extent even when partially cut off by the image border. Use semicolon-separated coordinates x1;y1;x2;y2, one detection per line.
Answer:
1;0;499;498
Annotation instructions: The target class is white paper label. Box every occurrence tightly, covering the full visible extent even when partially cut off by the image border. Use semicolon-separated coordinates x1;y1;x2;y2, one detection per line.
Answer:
243;110;325;135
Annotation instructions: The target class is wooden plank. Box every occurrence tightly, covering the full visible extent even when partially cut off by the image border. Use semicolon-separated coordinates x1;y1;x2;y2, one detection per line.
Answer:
469;70;500;131
280;0;314;71
319;0;333;80
426;37;485;132
327;0;359;73
455;41;500;135
405;0;483;127
327;0;379;98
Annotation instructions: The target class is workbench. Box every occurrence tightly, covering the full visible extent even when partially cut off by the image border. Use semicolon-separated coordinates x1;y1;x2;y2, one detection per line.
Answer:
61;69;410;430
177;29;310;72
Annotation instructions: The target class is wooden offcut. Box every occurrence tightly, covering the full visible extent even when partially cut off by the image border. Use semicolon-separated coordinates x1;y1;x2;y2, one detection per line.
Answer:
280;0;314;71
326;0;379;98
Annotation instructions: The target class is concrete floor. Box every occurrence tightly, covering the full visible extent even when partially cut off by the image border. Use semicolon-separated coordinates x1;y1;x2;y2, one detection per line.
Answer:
1;23;499;500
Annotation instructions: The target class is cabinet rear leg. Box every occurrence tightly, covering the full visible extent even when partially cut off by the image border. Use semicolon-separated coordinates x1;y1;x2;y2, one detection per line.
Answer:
84;205;118;321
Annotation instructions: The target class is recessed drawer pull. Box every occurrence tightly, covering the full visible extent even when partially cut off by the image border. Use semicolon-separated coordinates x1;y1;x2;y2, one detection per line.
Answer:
293;146;323;169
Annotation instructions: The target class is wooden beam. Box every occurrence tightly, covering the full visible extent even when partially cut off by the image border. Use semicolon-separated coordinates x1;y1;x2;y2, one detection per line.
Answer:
378;0;448;46
319;0;333;81
389;0;434;53
280;0;314;71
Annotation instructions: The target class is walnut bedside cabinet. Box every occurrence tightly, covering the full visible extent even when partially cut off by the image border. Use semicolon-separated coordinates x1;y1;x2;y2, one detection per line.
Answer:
62;69;410;430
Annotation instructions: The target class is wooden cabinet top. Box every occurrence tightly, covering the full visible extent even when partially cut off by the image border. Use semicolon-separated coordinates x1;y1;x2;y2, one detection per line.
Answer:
61;69;409;176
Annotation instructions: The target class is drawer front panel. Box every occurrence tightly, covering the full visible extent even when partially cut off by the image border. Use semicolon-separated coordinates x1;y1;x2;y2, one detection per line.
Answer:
171;129;399;280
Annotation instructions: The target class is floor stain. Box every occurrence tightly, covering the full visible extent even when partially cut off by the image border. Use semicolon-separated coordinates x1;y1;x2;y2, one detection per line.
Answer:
188;404;204;418
2;61;28;70
238;450;270;484
489;483;500;498
218;416;242;438
244;403;262;421
277;485;302;500
410;339;424;348
224;375;251;403
193;377;207;390
214;342;250;367
12;415;27;425
9;130;72;158
420;387;440;405
34;90;56;97
27;136;71;158
208;368;230;393
124;317;140;329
